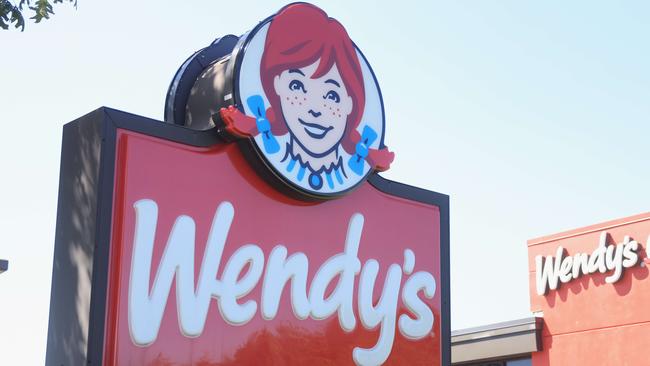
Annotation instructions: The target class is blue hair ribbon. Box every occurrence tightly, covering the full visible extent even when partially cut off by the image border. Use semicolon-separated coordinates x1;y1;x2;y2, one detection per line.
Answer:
347;125;378;176
247;95;280;154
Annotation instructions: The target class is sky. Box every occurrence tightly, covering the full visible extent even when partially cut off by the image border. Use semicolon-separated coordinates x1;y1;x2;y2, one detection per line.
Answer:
1;0;649;364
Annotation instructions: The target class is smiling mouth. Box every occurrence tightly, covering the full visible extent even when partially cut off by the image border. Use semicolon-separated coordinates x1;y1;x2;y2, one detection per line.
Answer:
298;118;334;139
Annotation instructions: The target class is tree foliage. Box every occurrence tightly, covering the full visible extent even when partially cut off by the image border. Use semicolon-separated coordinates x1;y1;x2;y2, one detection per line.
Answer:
0;0;76;31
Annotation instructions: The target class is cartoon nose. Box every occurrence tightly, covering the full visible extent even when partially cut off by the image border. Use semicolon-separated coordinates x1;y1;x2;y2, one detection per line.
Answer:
308;110;322;118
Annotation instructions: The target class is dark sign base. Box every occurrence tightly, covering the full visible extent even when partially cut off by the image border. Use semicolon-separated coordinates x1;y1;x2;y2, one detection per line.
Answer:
45;107;450;365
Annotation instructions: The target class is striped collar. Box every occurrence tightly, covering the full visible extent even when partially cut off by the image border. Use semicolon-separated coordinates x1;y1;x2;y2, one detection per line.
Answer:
281;143;348;191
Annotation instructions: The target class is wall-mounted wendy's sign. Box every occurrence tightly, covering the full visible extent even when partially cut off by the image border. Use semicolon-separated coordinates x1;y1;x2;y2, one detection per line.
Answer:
46;3;449;366
166;3;393;200
535;232;646;296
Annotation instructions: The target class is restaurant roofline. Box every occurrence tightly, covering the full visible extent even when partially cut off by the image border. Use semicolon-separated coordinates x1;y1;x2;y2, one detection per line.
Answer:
451;317;543;365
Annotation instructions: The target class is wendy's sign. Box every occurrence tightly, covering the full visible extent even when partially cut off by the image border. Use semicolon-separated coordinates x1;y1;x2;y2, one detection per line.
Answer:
46;3;449;366
168;3;392;200
534;232;643;296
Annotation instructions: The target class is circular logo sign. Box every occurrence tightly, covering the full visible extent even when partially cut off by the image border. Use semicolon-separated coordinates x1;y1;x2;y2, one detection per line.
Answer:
220;3;394;200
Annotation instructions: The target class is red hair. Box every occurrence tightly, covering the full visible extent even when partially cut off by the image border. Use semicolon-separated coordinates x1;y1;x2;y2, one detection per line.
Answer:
222;3;394;170
260;3;365;155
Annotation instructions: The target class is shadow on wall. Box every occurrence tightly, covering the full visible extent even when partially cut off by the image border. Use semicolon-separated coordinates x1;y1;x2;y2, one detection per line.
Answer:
46;110;103;365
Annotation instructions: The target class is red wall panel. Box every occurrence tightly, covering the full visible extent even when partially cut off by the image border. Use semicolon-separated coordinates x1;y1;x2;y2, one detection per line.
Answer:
528;213;650;365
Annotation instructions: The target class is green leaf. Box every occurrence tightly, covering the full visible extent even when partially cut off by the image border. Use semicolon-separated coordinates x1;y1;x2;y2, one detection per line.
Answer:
30;0;54;23
1;0;76;31
0;0;25;30
10;6;24;30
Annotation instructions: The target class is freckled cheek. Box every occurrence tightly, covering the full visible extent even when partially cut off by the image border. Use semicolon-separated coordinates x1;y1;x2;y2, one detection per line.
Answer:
334;114;347;130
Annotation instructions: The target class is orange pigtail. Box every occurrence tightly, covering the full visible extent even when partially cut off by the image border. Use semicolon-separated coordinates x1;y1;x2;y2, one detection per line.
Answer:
348;129;395;172
368;148;395;172
219;105;257;138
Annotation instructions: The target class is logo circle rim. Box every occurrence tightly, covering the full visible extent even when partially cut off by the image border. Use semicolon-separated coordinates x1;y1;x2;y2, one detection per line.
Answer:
230;14;387;201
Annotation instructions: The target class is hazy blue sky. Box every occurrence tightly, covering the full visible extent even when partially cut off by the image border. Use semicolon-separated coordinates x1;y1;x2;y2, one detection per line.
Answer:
1;0;649;363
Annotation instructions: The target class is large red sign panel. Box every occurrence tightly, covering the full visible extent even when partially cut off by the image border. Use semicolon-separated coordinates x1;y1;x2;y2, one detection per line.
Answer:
101;129;447;365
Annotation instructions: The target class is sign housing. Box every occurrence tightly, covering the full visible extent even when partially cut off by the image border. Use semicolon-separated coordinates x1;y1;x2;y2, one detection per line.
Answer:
46;3;449;365
45;109;450;365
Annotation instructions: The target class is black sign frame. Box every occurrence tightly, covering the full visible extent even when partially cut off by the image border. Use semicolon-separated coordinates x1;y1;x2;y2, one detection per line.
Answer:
45;107;450;366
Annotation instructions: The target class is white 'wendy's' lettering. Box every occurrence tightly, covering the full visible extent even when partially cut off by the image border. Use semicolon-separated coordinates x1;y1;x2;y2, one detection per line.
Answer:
535;232;643;296
128;199;437;366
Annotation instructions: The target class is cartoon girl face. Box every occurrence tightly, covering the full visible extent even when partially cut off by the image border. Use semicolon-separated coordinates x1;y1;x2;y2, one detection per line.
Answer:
273;60;353;157
227;3;393;197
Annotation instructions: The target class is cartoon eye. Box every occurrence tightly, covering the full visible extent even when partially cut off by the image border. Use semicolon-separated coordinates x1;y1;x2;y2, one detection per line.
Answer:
324;90;340;103
289;80;306;93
